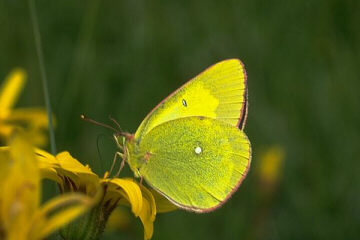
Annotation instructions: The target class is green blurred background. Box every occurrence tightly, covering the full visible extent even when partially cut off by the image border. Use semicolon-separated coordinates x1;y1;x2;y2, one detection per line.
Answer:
1;0;359;239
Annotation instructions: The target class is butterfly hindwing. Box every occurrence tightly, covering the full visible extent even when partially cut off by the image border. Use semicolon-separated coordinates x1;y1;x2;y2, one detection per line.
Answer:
136;117;251;212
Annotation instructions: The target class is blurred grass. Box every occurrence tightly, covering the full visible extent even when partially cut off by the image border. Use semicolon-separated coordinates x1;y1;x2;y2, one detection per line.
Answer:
1;0;359;239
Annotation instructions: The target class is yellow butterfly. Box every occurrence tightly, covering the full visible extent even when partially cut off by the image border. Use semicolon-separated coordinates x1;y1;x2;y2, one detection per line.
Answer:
114;59;251;212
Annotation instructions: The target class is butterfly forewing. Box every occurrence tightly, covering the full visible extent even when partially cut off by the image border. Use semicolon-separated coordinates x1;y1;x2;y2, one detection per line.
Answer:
134;59;248;142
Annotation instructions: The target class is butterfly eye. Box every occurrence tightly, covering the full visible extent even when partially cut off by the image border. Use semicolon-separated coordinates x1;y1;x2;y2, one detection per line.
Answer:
182;99;187;107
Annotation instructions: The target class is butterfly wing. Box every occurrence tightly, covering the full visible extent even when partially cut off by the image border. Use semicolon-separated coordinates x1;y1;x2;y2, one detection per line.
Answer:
135;59;248;142
137;117;251;212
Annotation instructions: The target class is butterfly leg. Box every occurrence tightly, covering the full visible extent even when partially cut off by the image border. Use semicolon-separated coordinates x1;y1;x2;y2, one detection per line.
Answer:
109;151;123;177
114;153;126;177
113;134;124;151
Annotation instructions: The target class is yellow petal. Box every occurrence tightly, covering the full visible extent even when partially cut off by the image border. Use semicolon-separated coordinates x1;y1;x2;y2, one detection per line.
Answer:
0;68;26;119
138;186;157;240
4;108;52;146
0;123;13;140
258;145;285;184
139;197;154;240
56;151;96;176
7;108;49;128
0;147;11;226
35;148;58;164
1;134;40;239
35;148;62;183
139;186;156;221
0;146;11;178
30;193;93;240
150;189;177;213
56;152;99;195
106;180;157;239
106;178;143;217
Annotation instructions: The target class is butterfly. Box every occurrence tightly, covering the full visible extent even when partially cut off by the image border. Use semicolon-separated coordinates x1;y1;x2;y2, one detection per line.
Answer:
116;59;251;212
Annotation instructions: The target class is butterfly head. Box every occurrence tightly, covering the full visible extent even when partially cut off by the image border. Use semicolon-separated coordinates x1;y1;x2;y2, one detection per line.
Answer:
113;131;134;150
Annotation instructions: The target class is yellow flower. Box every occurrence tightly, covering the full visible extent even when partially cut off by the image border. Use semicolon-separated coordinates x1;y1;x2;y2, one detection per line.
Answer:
257;145;285;188
0;69;50;146
0;134;94;240
36;150;176;240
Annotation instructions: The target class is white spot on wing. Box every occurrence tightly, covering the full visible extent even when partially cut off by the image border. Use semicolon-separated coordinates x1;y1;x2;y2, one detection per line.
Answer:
195;146;202;154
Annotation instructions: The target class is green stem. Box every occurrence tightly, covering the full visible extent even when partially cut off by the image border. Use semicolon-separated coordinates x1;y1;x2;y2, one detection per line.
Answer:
28;0;57;155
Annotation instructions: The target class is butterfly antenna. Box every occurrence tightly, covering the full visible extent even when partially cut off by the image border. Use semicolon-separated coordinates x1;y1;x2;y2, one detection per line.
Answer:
81;114;132;140
109;115;123;132
81;114;119;132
